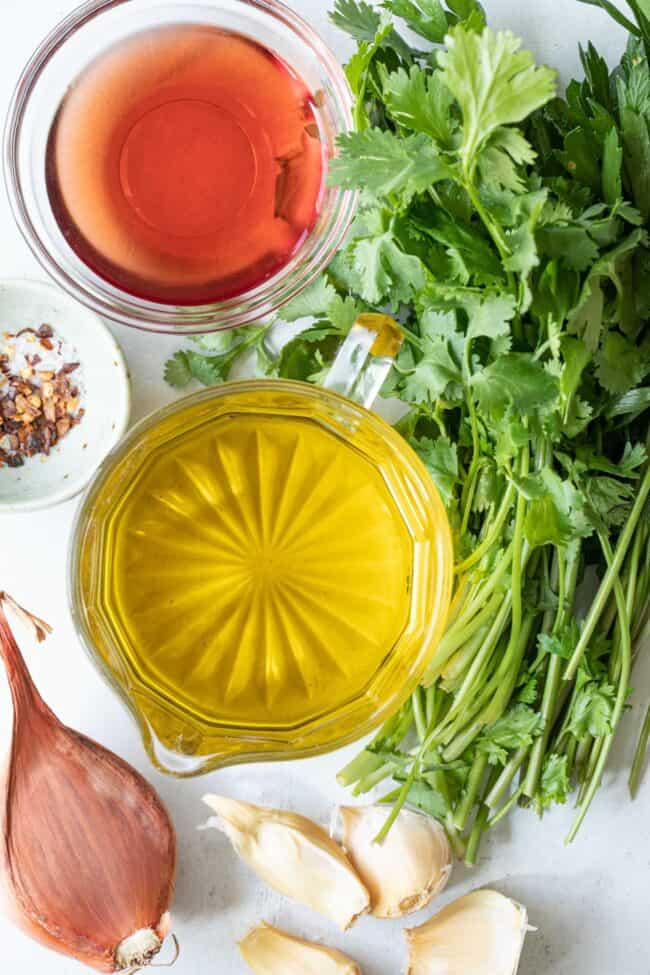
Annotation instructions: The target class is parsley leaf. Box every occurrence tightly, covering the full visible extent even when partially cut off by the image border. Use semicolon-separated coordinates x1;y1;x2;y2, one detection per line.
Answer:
330;0;382;40
382;0;448;43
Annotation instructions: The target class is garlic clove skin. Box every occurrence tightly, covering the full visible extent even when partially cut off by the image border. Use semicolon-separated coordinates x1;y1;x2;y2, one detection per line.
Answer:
405;889;529;975
336;805;452;919
202;795;370;929
239;923;362;975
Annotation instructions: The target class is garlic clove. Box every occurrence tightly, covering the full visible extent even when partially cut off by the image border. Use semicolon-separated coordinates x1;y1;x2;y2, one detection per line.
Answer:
405;889;529;975
202;795;370;929
336;805;452;918
239;923;362;975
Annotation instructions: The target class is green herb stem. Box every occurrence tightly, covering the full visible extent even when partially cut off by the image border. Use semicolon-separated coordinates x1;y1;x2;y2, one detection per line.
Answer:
564;466;650;682
629;704;650;798
567;534;632;842
455;483;517;574
487;783;526;828
454;751;488;831
486;746;528;808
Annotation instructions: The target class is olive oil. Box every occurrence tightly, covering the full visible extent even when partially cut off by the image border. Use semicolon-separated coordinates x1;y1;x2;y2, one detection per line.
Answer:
74;383;453;771
109;412;412;726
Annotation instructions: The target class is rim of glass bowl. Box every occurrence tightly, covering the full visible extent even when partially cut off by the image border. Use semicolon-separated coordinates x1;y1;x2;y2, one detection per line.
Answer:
3;0;357;334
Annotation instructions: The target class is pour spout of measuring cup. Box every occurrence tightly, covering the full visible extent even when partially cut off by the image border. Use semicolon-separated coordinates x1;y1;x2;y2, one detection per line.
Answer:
322;313;404;409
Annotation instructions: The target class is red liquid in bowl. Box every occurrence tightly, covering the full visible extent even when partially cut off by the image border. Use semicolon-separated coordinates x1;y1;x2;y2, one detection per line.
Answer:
46;24;326;306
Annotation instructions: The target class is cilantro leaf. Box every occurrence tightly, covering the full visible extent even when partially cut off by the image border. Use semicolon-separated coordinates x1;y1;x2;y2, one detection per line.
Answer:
537;225;600;272
400;780;448;820
383;65;456;146
489;126;537;166
575;441;648;477
437;26;556;170
517;673;539;705
164;351;193;389
471;353;559;418
183;349;231;386
330;129;453;204
620;441;649;474
617;73;650;219
583;475;636;528
192;331;237;353
477;145;525;191
401;334;463;404
164;327;270;389
568;673;616;740
522;469;593;547
277;328;339;381
413;208;504;284
328;294;364;332
477;704;544;765
280;276;338;322
596;330;650;394
410;436;459;504
538;619;580;660
537;753;570;810
466;293;516;340
559;336;591;404
349;231;427;303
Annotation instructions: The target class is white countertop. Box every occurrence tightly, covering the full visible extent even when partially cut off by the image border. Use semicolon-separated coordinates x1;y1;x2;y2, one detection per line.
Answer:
1;2;648;973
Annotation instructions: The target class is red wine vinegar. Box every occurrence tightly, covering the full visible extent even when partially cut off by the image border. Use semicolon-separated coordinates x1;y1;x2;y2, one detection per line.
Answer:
46;24;326;305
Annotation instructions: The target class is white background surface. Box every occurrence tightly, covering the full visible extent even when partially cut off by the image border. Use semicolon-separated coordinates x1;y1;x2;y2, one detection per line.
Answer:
1;1;648;973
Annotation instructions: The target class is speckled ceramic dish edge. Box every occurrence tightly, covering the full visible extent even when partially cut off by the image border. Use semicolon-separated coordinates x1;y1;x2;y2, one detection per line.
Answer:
0;278;130;512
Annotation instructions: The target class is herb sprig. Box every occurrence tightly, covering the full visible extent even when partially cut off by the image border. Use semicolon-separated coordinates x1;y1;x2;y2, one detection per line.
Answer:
165;0;650;857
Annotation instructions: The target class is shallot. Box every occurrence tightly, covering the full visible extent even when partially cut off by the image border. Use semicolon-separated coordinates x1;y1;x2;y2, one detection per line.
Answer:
0;592;177;972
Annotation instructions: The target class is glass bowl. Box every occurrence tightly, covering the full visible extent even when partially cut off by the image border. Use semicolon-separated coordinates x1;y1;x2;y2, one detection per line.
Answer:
4;0;355;334
69;380;454;776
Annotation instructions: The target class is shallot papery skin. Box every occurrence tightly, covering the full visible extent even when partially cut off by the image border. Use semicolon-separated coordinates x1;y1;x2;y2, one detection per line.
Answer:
0;594;177;972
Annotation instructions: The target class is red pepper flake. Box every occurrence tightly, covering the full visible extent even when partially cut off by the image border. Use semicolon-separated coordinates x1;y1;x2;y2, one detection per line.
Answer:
0;326;84;468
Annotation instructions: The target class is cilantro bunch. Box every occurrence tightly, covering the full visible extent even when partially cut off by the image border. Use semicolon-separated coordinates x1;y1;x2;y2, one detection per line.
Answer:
165;0;650;857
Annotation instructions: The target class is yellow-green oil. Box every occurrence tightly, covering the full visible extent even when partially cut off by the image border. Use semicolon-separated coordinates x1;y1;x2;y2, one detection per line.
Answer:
75;383;453;770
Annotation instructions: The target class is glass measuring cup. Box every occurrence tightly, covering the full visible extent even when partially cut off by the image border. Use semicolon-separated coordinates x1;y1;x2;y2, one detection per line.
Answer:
69;316;453;775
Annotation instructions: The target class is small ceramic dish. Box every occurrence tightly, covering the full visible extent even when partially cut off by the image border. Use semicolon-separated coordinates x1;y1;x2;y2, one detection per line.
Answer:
0;279;130;512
